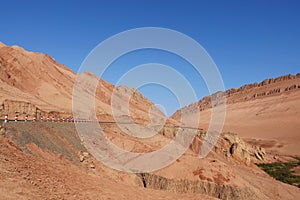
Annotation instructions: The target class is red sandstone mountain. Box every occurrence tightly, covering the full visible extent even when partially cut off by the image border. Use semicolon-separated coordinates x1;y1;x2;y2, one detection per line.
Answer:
171;73;300;156
0;41;165;123
0;42;299;199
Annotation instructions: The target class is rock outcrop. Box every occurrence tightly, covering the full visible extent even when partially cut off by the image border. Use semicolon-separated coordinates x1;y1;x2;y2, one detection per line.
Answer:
136;173;257;200
189;131;266;165
160;126;266;166
221;132;266;164
0;99;74;120
172;73;300;120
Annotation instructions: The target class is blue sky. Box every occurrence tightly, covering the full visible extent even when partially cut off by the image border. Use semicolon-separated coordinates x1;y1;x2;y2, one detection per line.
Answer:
0;0;299;115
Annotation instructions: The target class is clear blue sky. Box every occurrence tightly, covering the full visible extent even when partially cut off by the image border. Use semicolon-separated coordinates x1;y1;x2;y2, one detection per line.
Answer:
0;0;299;115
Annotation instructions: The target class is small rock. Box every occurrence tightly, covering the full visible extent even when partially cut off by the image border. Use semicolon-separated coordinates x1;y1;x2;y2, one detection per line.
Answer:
30;180;37;186
0;127;6;135
255;152;263;161
82;152;89;157
79;155;85;162
224;150;230;157
89;164;95;169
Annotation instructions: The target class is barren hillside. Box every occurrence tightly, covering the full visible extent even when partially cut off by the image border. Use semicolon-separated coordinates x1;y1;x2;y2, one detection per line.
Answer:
1;122;299;199
0;42;165;123
0;42;299;199
171;73;300;155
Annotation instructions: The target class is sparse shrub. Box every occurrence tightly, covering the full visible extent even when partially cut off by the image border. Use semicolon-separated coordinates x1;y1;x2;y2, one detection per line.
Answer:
256;157;300;188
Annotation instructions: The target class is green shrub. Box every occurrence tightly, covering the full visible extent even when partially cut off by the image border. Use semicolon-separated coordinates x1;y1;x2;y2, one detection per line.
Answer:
256;157;300;188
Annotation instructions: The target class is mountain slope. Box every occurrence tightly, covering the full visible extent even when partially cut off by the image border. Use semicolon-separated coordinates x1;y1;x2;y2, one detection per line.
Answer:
1;119;299;199
0;42;299;199
171;73;300;155
0;42;165;123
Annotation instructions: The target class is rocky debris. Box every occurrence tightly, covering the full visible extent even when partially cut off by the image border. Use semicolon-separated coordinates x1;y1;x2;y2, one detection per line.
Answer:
78;151;96;169
79;155;85;162
136;173;257;200
89;164;95;169
82;152;89;157
79;151;89;162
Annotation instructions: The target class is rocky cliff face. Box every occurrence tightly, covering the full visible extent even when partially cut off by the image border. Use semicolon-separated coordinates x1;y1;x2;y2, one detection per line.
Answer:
160;126;267;165
135;173;257;200
171;73;300;120
0;100;39;118
216;132;266;165
0;99;75;120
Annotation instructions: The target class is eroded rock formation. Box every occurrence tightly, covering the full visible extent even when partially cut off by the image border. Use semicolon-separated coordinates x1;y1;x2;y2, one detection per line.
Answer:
172;73;300;120
135;173;257;200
